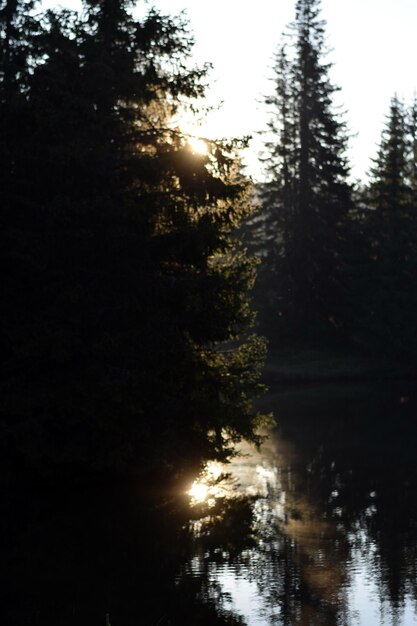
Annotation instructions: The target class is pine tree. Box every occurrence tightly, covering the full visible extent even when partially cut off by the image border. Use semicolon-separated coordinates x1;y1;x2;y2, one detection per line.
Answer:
368;96;409;217
0;0;267;480
0;0;37;97
0;0;40;219
407;95;417;197
359;96;417;356
258;0;352;345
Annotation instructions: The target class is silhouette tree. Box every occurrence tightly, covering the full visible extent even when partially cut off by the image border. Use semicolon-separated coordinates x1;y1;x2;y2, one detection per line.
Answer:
258;0;352;346
406;95;417;195
358;95;417;356
0;0;267;481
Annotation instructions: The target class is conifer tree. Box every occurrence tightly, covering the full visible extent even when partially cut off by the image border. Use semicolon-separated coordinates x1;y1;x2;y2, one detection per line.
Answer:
0;0;39;221
407;95;417;196
359;96;417;356
368;96;409;217
258;0;352;345
0;0;267;480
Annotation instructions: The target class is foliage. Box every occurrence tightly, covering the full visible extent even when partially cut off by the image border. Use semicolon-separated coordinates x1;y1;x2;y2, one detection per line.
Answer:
250;0;417;365
254;0;353;347
354;95;417;357
0;0;266;481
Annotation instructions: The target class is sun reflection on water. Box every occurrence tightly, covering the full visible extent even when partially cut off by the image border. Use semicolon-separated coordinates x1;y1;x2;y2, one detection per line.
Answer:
188;461;229;506
188;481;209;503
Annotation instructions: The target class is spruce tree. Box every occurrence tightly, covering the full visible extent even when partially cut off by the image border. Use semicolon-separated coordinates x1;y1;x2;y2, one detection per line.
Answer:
0;0;39;221
407;95;417;196
258;0;352;346
359;96;417;356
368;96;409;217
0;0;267;480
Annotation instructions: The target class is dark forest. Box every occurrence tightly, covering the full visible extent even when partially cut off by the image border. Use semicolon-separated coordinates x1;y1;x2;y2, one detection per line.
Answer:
2;0;417;624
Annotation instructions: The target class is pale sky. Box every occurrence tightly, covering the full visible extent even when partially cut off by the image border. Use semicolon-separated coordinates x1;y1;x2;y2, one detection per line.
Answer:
149;0;417;183
45;0;417;182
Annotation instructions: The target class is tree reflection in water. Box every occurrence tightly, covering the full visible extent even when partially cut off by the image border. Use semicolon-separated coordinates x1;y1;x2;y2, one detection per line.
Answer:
2;474;250;626
3;383;417;625
185;382;417;626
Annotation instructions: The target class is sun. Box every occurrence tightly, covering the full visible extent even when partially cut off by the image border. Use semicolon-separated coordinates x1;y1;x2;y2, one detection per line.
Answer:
187;136;208;156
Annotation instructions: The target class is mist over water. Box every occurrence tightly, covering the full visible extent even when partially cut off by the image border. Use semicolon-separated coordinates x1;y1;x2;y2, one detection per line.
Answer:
185;382;417;625
4;382;417;626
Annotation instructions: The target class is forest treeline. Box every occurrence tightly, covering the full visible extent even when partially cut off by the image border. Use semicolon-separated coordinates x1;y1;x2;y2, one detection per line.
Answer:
1;0;417;481
0;0;268;481
253;0;417;361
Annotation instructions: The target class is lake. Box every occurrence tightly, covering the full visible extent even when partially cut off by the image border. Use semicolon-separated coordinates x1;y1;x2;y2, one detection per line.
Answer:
3;381;417;625
183;381;417;626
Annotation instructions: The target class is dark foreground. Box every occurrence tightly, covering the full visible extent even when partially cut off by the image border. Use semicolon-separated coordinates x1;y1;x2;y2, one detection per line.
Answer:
3;380;417;626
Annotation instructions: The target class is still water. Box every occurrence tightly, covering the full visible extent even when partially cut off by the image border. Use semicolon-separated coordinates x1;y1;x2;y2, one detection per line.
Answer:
184;382;417;626
3;381;417;625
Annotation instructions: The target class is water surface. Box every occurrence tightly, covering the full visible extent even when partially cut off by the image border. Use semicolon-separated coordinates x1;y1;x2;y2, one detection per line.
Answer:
186;381;417;626
4;381;417;626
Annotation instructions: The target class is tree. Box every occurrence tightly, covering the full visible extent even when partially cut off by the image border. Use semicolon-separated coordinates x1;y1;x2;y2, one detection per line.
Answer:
357;95;417;356
0;0;267;482
0;0;39;228
368;96;410;216
406;95;417;195
257;0;353;346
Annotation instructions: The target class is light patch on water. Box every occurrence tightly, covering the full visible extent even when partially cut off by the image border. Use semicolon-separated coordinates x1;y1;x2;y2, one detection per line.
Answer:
189;481;209;503
347;530;416;626
213;566;272;626
186;418;417;626
188;461;231;506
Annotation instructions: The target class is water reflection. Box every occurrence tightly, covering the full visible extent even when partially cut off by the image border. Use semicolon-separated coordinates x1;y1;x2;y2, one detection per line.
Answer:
2;475;251;626
3;382;417;625
188;462;230;505
186;382;417;626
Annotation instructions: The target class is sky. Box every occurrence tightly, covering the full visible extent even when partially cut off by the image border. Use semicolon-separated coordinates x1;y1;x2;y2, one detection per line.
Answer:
45;0;417;182
147;0;417;182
